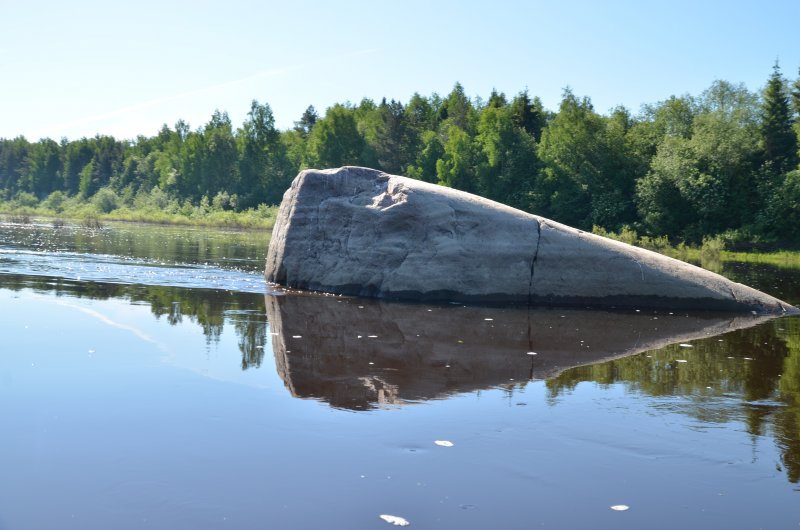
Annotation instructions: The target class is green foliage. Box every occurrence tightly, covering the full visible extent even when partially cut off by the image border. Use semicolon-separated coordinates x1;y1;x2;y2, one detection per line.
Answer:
19;139;61;198
436;124;479;192
0;137;29;194
42;190;67;213
699;235;725;270
92;187;119;213
13;191;38;208
293;105;318;137
475;104;539;207
238;100;292;207
510;90;548;141
305;104;367;168
635;81;763;240
537;90;638;229
373;99;412;174
406;130;444;183
765;170;800;240
405;93;440;134
635;137;695;235
1;65;800;245
792;68;800;117
761;63;798;173
439;82;476;133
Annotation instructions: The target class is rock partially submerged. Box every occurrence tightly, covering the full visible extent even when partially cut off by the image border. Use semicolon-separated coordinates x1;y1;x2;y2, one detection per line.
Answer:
265;167;798;314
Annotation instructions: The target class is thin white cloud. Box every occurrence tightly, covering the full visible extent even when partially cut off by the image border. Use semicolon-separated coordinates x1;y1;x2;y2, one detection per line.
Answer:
31;48;380;139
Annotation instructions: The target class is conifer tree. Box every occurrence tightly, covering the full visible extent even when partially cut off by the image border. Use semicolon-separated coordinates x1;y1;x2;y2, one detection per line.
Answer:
510;90;547;142
761;63;797;172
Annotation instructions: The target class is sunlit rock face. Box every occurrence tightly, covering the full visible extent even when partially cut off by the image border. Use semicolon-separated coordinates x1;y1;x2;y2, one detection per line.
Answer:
265;166;798;314
265;293;778;410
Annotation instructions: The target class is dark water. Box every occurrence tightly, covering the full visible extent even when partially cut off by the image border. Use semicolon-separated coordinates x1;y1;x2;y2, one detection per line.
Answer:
1;220;799;529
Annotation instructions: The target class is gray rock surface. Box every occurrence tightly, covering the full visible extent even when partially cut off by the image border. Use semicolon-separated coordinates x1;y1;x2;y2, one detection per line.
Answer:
265;166;798;314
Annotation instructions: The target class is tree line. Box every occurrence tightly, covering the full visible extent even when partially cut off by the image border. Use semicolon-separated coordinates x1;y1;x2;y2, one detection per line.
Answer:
1;63;799;245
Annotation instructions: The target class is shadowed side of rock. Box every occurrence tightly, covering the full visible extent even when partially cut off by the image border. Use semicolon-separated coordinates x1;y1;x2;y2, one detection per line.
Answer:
265;166;798;314
531;218;797;313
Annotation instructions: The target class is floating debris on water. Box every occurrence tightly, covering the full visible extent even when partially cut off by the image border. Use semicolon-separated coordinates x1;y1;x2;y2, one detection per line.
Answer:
610;505;630;511
379;514;410;526
434;440;454;447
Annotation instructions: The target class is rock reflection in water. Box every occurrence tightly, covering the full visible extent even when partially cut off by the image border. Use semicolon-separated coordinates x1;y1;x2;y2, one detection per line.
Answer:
266;293;775;410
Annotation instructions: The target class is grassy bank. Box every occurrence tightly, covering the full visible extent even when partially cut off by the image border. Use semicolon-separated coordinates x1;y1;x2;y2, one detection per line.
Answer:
0;189;278;229
592;226;800;271
721;250;800;269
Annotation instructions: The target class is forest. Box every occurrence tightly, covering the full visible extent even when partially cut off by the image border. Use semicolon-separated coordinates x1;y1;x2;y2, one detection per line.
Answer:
1;63;799;246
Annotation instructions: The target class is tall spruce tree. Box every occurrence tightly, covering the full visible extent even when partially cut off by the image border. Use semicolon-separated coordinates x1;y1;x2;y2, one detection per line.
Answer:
761;63;797;172
294;105;319;138
510;90;547;142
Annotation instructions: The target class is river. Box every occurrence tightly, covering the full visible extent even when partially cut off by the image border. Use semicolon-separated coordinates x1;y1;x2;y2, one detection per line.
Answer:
1;219;799;529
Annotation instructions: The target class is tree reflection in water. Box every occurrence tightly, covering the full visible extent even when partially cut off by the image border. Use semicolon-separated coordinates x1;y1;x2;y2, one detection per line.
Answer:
265;291;800;485
547;315;800;483
0;273;269;370
3;270;799;484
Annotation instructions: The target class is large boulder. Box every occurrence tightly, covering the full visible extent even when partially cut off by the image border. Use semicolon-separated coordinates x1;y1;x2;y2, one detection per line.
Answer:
265;167;798;314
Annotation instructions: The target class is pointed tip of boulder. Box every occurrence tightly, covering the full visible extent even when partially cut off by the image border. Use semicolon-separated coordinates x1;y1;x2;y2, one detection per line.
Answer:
529;219;796;315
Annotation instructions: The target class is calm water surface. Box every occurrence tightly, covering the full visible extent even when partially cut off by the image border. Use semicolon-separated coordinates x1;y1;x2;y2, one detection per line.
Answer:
1;220;799;529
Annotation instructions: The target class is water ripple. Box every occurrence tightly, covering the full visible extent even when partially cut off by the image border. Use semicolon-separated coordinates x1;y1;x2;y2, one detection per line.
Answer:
0;247;266;294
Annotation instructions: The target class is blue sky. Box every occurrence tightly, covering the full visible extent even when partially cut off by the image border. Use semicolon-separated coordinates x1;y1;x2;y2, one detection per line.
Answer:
2;0;799;141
